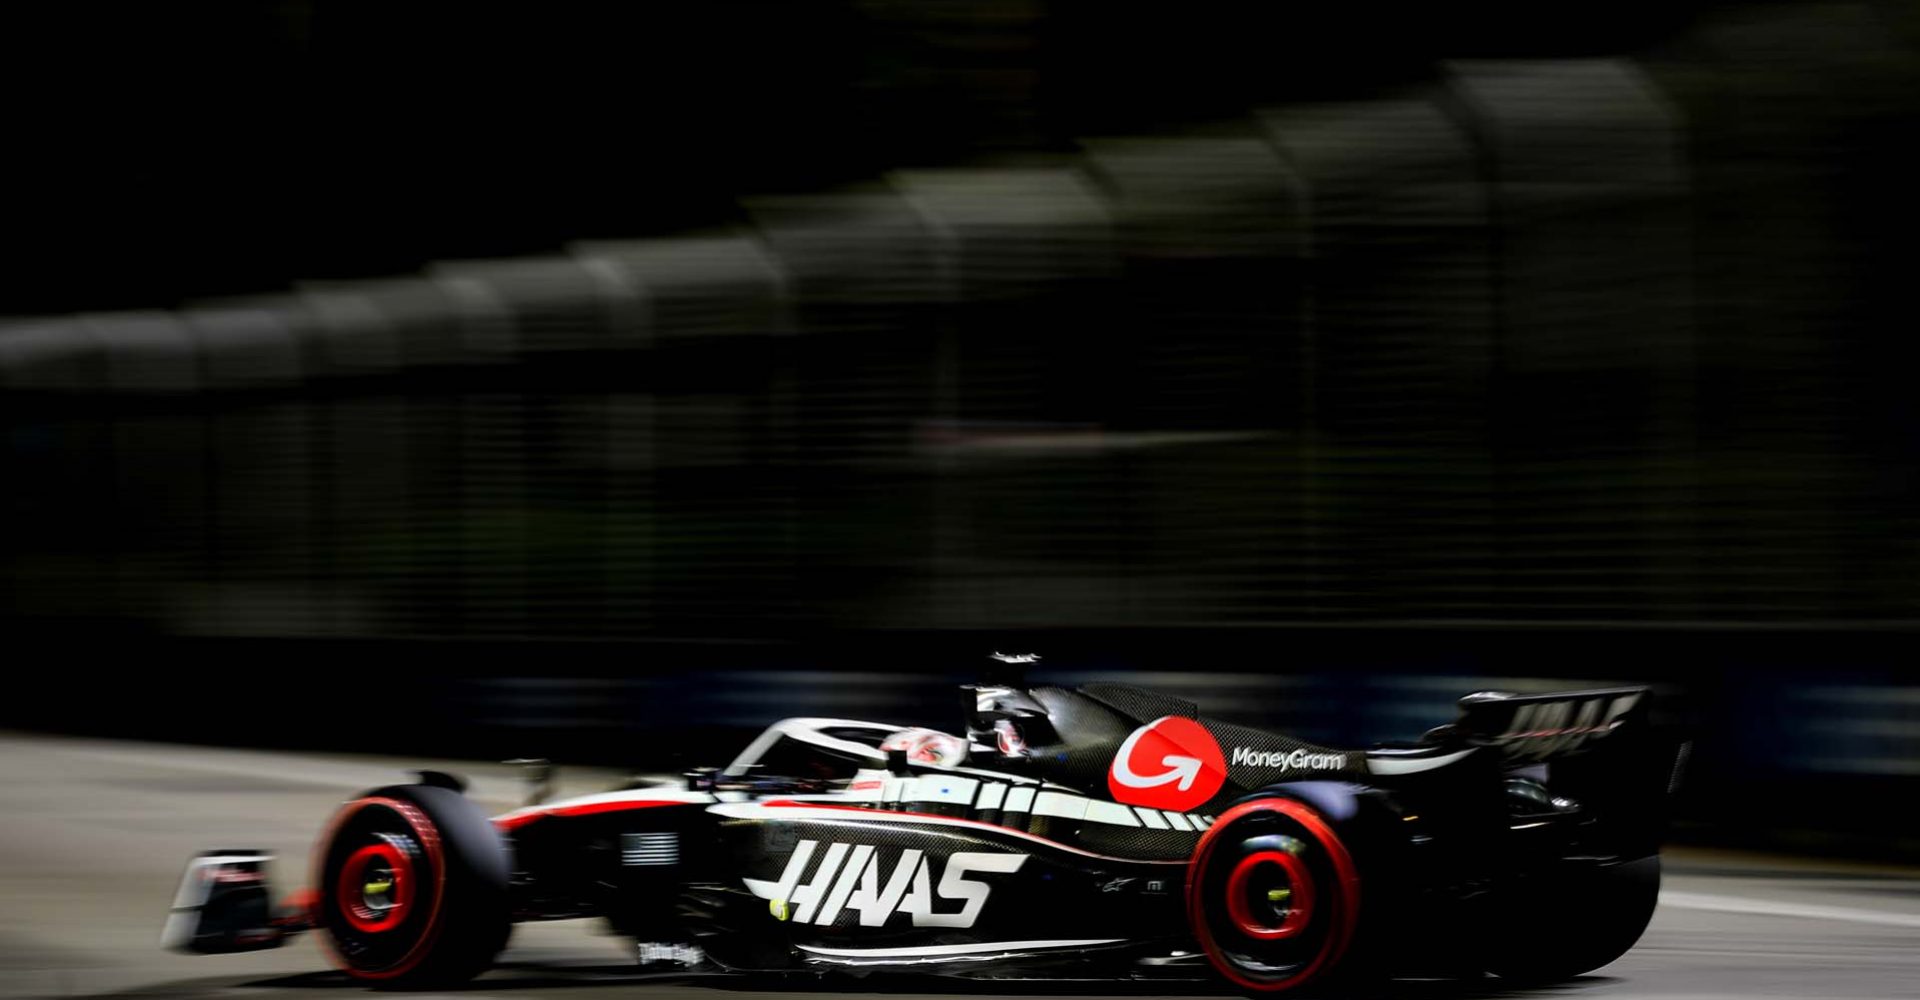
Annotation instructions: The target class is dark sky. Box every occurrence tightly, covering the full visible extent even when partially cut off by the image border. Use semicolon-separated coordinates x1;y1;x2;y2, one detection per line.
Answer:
0;1;1704;315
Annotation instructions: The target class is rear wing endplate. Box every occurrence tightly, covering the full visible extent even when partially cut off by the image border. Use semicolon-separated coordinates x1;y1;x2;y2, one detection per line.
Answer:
1452;687;1649;763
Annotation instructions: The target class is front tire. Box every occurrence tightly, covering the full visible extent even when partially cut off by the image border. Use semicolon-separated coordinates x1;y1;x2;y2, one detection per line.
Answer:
315;784;511;988
1188;797;1363;994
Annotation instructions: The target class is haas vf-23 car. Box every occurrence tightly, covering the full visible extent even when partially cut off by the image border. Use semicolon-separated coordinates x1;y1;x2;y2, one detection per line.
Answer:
164;679;1677;994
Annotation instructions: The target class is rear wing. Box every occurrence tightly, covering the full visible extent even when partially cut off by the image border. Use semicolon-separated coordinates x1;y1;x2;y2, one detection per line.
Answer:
1451;687;1649;763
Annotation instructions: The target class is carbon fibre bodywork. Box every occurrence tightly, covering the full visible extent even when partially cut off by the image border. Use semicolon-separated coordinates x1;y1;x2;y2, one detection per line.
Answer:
168;680;1675;990
483;682;1670;981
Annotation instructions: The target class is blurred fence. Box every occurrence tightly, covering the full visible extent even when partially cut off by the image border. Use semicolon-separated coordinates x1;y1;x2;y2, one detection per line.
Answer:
4;10;1920;855
6;41;1919;635
8;629;1913;858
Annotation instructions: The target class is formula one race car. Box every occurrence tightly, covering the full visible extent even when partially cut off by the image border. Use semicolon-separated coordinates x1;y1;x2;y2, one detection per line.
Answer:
164;672;1677;994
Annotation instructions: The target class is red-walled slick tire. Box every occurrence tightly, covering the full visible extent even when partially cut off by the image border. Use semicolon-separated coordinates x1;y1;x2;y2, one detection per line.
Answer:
315;784;511;988
1188;797;1362;994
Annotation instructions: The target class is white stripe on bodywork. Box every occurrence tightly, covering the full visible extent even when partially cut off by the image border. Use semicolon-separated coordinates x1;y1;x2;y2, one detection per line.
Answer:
975;783;1006;811
1004;787;1036;813
1367;749;1476;775
950;765;1043;785
1033;791;1089;821
492;787;716;826
723;718;1041;785
1162;811;1195;831
723;718;897;776
1084;800;1141;827
1134;807;1170;829
1025;792;1150;828
798;939;1123;959
708;803;1186;864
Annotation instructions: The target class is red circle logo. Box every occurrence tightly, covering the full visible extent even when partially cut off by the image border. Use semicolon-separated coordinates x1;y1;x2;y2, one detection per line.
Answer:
1108;716;1227;811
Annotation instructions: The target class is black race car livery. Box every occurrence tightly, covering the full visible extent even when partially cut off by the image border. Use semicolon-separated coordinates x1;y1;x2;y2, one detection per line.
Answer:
164;676;1677;994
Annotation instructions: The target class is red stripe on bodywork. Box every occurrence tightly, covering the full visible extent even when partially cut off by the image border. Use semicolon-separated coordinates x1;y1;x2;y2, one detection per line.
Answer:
752;800;1187;864
494;798;693;831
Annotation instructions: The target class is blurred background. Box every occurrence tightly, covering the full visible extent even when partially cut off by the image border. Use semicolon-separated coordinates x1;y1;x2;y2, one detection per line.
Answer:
2;1;1918;860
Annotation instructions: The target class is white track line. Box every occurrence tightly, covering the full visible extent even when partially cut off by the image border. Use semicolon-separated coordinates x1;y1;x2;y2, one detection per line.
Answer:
1663;890;1920;930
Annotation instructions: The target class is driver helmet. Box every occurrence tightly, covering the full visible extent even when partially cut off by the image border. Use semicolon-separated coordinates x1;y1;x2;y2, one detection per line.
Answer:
879;727;969;768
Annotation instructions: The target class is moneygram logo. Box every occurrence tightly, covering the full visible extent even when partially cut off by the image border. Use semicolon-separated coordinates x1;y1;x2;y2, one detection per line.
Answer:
1108;716;1227;811
1229;746;1348;772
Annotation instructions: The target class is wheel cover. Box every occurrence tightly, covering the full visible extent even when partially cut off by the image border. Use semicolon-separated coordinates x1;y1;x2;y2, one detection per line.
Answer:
1187;798;1361;993
315;796;447;981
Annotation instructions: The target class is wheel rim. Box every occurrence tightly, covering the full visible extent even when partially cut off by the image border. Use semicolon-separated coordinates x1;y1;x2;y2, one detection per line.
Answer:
336;839;417;933
1226;849;1316;940
1188;798;1360;993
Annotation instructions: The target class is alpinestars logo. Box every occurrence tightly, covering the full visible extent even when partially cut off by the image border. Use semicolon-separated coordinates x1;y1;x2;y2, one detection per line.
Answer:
1108;716;1227;811
744;841;1027;928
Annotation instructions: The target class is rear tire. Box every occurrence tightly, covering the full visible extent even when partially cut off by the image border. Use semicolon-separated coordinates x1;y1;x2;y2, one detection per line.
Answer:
1188;797;1363;995
1489;854;1660;983
316;784;511;988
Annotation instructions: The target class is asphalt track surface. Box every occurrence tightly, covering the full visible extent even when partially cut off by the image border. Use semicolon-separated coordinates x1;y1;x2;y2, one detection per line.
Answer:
4;734;1918;1000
